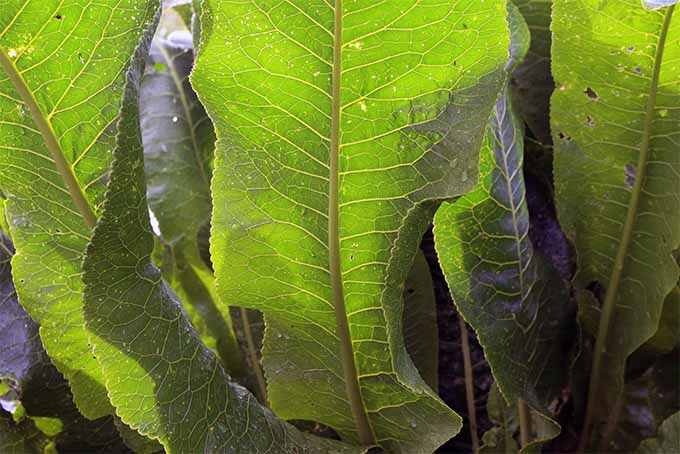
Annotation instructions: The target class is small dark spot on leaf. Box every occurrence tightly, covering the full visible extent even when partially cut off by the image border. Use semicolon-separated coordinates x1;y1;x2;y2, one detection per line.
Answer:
558;132;572;141
625;163;636;189
584;87;598;100
634;67;642;74
586;115;595;127
407;288;415;294
627;46;635;53
55;14;62;20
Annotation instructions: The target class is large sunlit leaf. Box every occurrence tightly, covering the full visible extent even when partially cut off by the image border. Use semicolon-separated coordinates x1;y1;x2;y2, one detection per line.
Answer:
435;1;570;415
140;31;246;377
193;0;510;451
551;0;680;443
0;0;159;418
82;24;364;454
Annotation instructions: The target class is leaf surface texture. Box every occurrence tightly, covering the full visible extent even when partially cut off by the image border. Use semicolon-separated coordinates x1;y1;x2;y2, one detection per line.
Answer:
0;0;158;418
82;24;363;454
551;0;680;433
193;0;510;451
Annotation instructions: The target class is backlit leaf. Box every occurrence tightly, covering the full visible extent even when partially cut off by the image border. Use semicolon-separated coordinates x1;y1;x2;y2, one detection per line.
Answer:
194;0;510;451
82;22;364;454
0;0;159;418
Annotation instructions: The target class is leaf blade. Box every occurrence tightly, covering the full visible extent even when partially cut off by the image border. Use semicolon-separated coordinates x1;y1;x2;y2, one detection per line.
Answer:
434;3;571;414
82;29;364;453
140;33;245;377
194;1;510;451
0;0;159;418
551;1;680;443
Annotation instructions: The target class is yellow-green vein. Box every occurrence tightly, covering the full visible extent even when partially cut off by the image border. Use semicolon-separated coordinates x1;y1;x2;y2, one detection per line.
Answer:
0;47;96;229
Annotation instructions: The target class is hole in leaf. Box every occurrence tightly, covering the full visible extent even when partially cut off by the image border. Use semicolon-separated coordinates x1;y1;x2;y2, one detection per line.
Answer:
585;115;595;127
584;87;598;100
625;163;636;190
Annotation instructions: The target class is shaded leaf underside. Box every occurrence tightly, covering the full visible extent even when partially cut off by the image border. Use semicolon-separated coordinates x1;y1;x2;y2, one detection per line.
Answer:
140;33;245;377
434;2;570;413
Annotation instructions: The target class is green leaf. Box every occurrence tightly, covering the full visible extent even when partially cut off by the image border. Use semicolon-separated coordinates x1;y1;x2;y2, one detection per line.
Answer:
0;233;135;453
113;418;163;454
0;0;159;419
140;32;246;377
402;251;438;391
600;348;680;452
82;21;364;454
0;411;44;454
434;3;570;414
194;0;510;450
0;199;9;237
637;411;680;453
479;384;561;454
636;286;680;357
510;0;554;144
551;0;680;443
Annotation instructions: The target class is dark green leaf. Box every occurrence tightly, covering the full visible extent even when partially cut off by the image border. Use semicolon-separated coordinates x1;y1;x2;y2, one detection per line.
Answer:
601;348;680;452
551;1;680;444
479;384;560;454
403;251;438;391
510;0;554;144
140;33;245;377
434;4;570;413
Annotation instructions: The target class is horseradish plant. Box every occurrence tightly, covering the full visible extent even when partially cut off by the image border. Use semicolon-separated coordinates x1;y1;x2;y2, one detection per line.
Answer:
0;0;678;453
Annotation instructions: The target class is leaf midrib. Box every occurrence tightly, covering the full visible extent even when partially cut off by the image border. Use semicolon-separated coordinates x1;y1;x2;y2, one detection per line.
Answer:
0;46;96;229
328;0;375;446
580;5;676;449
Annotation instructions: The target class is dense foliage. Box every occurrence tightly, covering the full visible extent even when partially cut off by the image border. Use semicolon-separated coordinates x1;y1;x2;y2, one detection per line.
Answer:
0;0;678;453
